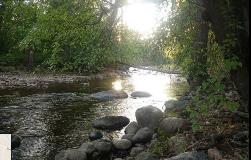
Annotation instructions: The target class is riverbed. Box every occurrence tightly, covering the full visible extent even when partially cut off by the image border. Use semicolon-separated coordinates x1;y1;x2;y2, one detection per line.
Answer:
0;67;188;160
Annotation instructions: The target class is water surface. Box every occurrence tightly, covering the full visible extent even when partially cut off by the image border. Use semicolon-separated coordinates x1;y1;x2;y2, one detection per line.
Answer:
0;67;188;160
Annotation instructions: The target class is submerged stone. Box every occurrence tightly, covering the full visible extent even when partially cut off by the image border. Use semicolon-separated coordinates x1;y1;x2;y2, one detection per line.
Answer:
131;91;152;98
11;134;22;150
90;90;128;101
92;116;130;130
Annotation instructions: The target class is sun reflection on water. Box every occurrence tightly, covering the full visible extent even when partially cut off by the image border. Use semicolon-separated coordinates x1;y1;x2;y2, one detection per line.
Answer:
131;73;171;100
112;80;123;91
108;68;189;138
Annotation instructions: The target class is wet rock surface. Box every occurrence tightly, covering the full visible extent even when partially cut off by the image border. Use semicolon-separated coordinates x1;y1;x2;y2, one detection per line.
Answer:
90;90;128;101
131;91;152;98
92;116;130;130
11;134;22;150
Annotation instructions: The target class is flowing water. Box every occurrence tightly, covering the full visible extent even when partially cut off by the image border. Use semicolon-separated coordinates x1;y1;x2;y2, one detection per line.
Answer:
0;67;188;160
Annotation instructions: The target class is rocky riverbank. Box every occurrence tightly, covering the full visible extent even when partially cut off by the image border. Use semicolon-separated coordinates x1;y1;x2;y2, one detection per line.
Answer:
53;87;248;160
54;105;200;160
3;67;247;160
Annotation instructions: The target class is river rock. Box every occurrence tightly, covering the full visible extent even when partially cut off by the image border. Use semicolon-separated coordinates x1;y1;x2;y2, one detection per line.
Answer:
208;148;222;160
164;151;208;160
79;142;95;155
93;139;112;153
55;149;87;160
132;127;154;144
92;116;130;130
113;139;132;150
130;147;145;156
89;131;103;141
125;121;139;134
122;134;135;141
159;117;190;134
90;90;128;101
135;152;159;160
11;134;22;150
135;106;163;129
164;100;188;112
131;91;152;98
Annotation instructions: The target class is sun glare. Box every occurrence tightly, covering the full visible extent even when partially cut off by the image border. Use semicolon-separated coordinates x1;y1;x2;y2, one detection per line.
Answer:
122;1;158;36
112;80;123;91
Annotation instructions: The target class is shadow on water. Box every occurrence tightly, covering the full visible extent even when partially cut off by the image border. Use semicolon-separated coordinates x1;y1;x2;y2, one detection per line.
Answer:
0;68;189;160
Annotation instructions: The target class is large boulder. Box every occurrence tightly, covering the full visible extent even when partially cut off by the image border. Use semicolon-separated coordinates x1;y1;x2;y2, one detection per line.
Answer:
93;139;112;153
113;139;132;150
132;127;154;144
11;134;22;150
125;121;139;134
92;116;130;130
55;149;87;160
159;117;190;134
135;106;163;129
135;152;159;160
90;90;128;101
131;91;152;98
164;151;208;160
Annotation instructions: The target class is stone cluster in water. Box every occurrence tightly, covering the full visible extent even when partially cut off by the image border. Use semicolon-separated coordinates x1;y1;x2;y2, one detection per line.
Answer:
8;88;211;159
54;102;206;160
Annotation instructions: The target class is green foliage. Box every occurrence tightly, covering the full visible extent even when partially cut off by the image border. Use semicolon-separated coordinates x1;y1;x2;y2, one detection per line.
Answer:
151;0;243;133
152;0;205;78
186;78;240;132
0;0;168;72
148;130;169;155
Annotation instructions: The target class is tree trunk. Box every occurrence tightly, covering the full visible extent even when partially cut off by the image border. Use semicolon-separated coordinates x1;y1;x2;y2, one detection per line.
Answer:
188;0;209;87
207;0;249;112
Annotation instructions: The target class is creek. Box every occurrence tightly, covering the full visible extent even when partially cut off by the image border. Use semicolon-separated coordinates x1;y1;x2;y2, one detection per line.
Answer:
0;67;188;160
